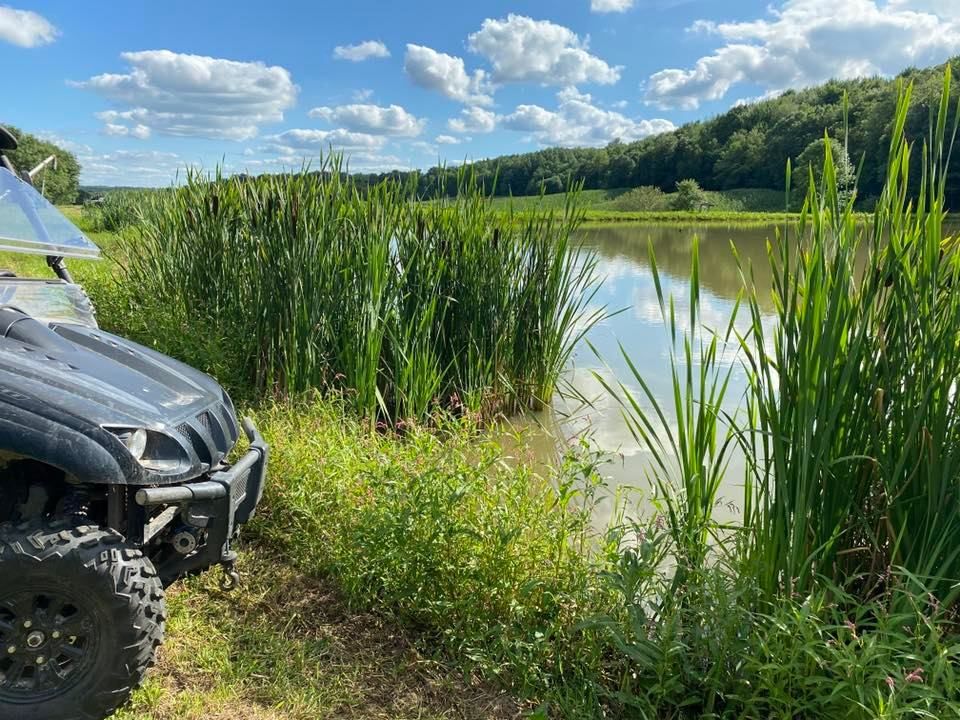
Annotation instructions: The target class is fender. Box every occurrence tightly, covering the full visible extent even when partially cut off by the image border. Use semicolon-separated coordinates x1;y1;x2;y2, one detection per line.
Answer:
0;395;143;485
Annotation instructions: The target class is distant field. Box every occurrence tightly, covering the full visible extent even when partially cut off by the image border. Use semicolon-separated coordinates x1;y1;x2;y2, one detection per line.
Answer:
486;186;788;215
580;209;796;225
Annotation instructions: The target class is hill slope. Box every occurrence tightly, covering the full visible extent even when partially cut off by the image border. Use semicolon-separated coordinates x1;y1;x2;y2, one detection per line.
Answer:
357;57;960;206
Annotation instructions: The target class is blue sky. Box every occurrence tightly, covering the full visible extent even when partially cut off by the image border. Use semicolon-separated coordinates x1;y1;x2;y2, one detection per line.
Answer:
1;0;957;185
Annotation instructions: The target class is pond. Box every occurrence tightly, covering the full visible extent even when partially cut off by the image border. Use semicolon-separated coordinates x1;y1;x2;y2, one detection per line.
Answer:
509;222;783;527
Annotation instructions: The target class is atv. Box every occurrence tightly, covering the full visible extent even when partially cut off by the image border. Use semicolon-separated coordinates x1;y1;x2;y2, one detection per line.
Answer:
0;127;268;720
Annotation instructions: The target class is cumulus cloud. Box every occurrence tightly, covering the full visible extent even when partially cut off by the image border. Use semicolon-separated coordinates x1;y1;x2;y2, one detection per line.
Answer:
308;103;425;137
467;14;621;86
447;106;496;134
80;149;188;186
0;6;58;47
645;0;960;110
590;0;635;12
502;87;674;147
99;115;152;140
404;44;493;105
435;134;461;144
74;50;298;140
333;40;390;62
264;128;386;154
243;150;409;174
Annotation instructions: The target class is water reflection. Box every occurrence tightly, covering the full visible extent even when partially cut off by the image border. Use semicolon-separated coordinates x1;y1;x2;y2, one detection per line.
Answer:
511;223;784;527
511;220;960;526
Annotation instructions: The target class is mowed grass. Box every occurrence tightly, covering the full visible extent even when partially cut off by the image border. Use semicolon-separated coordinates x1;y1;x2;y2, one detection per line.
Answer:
115;548;521;720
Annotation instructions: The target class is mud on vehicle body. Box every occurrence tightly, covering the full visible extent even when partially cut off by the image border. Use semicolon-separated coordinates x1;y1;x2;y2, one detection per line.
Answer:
0;126;268;720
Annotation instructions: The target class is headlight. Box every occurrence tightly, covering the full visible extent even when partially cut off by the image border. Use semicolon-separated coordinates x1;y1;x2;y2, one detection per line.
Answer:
115;428;147;460
105;427;188;474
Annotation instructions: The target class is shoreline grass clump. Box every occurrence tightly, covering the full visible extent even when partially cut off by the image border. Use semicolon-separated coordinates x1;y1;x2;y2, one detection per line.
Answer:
740;70;960;603
117;164;600;422
82;188;160;232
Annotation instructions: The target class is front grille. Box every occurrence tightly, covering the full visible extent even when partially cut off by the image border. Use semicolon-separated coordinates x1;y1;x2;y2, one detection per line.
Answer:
231;466;251;504
172;402;239;466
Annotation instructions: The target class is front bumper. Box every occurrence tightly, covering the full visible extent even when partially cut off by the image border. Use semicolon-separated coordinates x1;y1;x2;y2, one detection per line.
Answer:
135;417;268;582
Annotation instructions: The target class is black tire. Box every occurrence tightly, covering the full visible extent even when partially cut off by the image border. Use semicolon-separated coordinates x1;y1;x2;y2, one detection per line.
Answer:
0;519;165;720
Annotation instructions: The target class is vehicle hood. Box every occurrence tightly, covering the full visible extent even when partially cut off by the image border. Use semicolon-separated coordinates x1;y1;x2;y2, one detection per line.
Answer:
0;319;239;482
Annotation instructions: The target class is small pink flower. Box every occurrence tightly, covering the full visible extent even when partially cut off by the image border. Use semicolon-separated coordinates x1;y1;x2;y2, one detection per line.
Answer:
885;676;895;690
845;620;857;638
904;667;924;684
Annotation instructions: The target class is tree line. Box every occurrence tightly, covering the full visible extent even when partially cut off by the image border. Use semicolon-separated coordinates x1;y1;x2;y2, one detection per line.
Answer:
0;125;80;205
355;57;960;208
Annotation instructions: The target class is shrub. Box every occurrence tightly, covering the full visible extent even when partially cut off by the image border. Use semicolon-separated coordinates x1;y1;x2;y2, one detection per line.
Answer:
604;185;670;212
671;178;709;210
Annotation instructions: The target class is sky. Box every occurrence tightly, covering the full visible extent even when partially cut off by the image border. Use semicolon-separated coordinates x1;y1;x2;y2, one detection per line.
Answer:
1;0;959;186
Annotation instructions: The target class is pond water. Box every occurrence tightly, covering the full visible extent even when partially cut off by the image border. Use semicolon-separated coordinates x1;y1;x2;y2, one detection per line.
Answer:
509;222;782;527
506;219;960;527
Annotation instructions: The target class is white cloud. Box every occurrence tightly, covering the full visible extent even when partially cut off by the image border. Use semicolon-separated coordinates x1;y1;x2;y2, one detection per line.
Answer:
591;0;635;12
35;132;93;157
0;6;58;47
101;118;152;140
74;50;298;140
245;149;410;174
352;88;374;102
447;106;496;134
645;0;960;110
333;40;390;62
79;149;188;186
264;128;386;153
404;44;493;105
502;87;674;147
308;103;425;137
435;134;461;145
467;14;621;86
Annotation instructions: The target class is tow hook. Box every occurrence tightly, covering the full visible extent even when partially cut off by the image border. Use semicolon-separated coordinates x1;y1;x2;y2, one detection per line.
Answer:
219;558;240;591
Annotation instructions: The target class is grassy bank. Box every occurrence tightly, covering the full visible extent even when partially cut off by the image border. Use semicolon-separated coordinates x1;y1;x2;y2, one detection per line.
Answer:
580;209;798;225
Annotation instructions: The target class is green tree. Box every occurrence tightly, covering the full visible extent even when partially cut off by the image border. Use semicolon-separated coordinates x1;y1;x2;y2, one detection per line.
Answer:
671;179;709;211
3;126;81;204
714;127;768;189
793;137;857;206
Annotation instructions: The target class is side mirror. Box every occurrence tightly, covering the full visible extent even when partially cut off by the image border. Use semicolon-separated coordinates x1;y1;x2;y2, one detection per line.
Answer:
0;126;18;151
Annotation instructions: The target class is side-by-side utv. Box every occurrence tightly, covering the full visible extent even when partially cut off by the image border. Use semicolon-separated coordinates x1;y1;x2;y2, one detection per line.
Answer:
0;126;268;720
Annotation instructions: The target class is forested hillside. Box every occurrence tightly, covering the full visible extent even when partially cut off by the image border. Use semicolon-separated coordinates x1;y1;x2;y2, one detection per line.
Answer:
358;57;960;206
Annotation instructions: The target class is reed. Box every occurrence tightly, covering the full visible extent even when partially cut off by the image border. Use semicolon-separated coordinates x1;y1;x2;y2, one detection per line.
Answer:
739;69;960;603
118;162;601;422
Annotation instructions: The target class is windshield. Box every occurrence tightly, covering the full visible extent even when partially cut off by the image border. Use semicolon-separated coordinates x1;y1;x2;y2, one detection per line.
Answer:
0;167;100;259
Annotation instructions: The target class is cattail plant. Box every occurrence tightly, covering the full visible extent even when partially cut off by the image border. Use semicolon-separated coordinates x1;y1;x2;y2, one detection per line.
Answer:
119;160;602;423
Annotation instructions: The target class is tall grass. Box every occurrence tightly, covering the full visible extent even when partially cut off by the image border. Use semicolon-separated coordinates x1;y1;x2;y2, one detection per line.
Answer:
82;188;160;232
582;68;960;717
740;70;960;603
593;239;738;577
118;163;601;421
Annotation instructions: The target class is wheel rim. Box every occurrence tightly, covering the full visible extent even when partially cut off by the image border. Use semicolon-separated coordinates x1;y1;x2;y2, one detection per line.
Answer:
0;586;100;703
